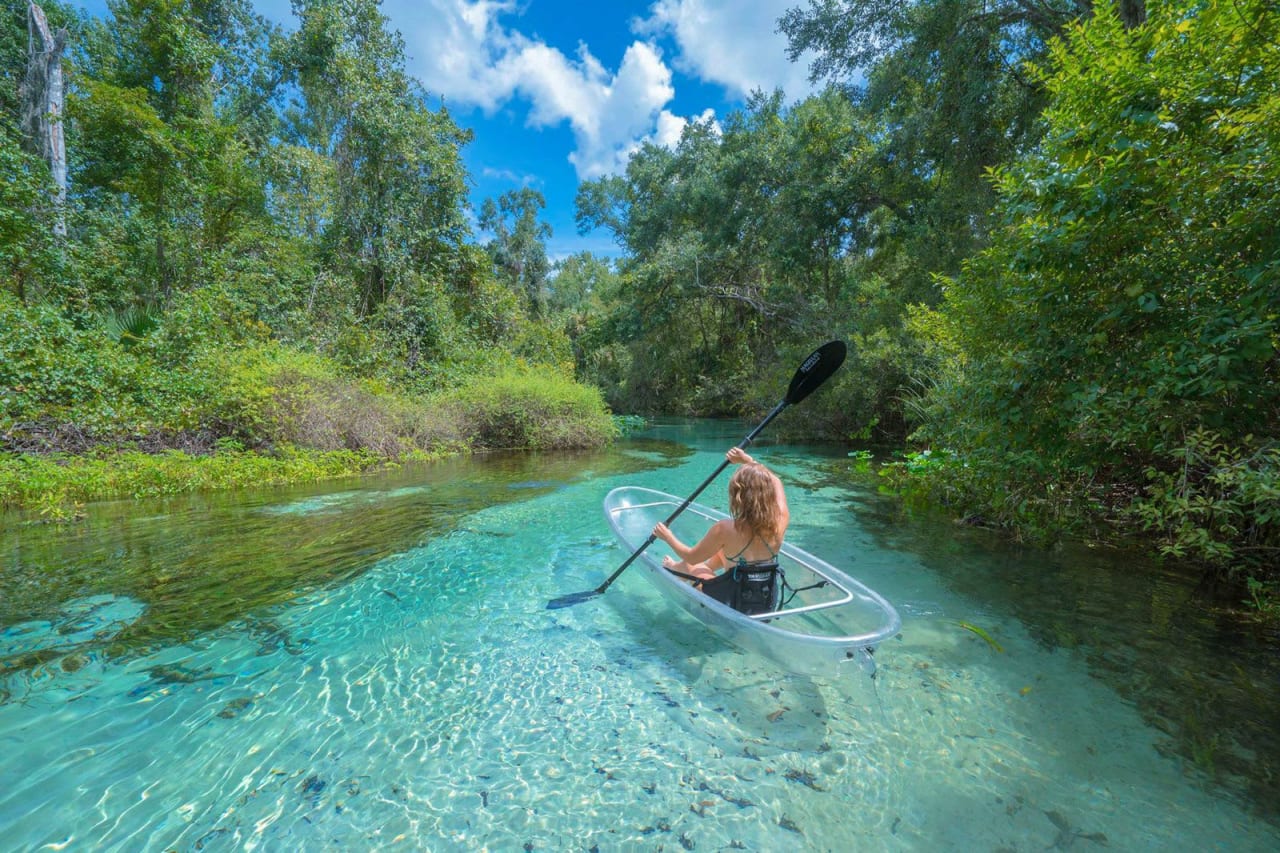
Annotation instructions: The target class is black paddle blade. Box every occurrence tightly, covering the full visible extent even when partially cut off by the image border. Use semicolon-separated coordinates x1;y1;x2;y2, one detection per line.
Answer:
546;588;602;609
784;340;846;405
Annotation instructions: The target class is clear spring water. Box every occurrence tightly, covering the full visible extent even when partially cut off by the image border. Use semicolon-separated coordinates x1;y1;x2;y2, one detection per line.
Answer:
2;420;1278;850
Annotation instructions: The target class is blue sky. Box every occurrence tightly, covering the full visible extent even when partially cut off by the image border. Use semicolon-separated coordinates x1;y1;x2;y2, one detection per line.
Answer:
72;0;819;260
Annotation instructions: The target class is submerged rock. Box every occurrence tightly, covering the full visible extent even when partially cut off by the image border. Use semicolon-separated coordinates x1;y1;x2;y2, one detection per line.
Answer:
783;768;825;791
1045;809;1109;848
216;694;262;719
778;815;803;834
147;664;222;684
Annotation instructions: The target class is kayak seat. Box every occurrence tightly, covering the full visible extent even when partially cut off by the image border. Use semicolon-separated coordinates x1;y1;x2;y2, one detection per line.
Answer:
700;562;780;616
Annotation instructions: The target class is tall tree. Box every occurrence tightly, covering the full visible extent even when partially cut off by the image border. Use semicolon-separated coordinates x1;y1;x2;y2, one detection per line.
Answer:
779;0;1082;277
281;0;471;317
547;250;624;388
1;0;68;301
479;187;551;318
0;120;61;301
71;0;276;302
917;0;1279;566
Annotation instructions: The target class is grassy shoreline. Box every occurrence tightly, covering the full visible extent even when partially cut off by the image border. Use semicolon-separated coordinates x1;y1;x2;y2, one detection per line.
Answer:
2;403;636;522
0;445;447;521
2;316;623;521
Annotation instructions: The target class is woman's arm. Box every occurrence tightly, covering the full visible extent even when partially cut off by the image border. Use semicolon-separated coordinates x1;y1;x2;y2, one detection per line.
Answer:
728;447;789;530
653;518;734;566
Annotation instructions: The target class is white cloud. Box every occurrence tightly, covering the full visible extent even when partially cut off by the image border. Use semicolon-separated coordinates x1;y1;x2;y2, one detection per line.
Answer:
395;0;520;109
481;165;540;185
562;42;677;178
654;106;714;148
281;1;809;181
385;0;709;179
636;0;817;100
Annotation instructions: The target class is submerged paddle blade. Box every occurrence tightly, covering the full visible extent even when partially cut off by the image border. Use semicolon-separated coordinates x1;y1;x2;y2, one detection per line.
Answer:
546;588;602;609
784;340;846;405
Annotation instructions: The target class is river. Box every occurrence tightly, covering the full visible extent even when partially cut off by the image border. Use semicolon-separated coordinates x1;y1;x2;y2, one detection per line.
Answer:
1;419;1277;849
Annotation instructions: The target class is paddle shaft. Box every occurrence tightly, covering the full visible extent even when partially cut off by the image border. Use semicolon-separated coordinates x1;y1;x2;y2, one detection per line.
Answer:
591;398;789;595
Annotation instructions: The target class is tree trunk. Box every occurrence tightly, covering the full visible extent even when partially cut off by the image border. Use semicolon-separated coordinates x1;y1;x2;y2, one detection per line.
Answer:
1117;0;1147;30
20;2;68;237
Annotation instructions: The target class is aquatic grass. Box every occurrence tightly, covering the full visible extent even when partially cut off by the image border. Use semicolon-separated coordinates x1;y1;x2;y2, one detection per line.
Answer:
846;449;874;475
956;620;1004;653
1247;577;1280;619
0;446;397;514
612;414;648;435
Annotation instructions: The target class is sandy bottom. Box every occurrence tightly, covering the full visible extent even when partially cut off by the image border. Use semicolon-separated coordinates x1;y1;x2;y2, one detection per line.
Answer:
1;466;1276;851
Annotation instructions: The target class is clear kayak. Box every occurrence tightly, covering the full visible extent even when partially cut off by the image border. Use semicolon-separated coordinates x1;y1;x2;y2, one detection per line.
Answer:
603;486;901;677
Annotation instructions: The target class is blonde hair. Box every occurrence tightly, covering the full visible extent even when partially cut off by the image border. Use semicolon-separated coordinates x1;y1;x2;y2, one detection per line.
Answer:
728;463;782;544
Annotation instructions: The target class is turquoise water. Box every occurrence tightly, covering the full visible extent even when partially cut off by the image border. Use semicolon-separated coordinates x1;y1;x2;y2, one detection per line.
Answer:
2;421;1278;850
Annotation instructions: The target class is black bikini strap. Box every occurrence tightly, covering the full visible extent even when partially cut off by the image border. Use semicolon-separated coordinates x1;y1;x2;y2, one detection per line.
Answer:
729;531;778;563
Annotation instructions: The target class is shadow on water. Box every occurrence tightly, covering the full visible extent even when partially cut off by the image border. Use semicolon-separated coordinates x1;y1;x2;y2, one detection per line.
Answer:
0;441;692;680
806;455;1280;826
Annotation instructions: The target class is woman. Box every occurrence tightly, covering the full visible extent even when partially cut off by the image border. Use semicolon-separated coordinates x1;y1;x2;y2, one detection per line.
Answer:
651;447;789;614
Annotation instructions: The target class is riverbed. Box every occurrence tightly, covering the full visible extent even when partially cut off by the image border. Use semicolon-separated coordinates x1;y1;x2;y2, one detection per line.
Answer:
2;420;1277;849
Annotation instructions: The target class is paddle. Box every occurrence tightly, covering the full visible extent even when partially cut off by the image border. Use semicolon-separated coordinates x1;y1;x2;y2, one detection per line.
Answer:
546;340;847;610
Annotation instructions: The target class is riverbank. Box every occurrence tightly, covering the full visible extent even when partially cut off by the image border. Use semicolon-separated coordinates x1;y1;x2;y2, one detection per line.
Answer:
3;294;620;522
2;354;619;519
843;450;1280;621
1;415;622;523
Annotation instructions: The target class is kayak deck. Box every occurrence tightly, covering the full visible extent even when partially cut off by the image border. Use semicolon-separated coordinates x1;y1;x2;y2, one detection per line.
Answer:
603;487;901;676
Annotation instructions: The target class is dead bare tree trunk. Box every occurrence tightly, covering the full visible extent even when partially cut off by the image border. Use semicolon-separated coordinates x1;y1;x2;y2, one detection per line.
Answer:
20;2;68;238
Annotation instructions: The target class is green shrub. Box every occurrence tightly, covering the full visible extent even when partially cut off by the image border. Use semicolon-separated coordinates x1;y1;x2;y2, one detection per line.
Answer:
198;343;465;456
0;295;149;433
510;321;575;375
1128;430;1280;574
440;365;616;450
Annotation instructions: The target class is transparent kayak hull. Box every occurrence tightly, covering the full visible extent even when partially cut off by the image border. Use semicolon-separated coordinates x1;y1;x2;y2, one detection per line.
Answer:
603;487;901;677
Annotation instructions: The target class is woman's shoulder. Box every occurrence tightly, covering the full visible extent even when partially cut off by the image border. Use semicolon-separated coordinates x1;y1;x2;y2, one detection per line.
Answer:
710;518;738;537
712;517;749;544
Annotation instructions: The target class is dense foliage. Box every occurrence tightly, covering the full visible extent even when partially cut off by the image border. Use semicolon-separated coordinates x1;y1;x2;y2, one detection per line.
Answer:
909;1;1279;574
564;0;1277;591
1;0;612;509
574;0;1078;438
2;0;1276;597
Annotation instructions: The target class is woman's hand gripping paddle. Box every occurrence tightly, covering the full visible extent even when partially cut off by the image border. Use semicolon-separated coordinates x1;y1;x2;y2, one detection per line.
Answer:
546;340;847;610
